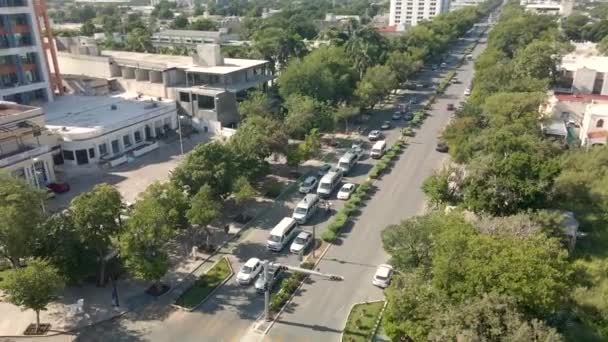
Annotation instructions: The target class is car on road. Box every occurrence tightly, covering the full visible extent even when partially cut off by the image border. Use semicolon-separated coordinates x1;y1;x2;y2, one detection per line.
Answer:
464;87;471;96
431;64;438;71
391;112;401;120
372;264;393;288
255;266;282;294
447;103;455;111
290;231;313;254
368;130;383;141
236;258;262;285
409;97;417;105
403;112;413;121
299;176;318;194
337;183;356;200
440;62;447;68
317;164;331;177
351;141;364;156
47;182;70;193
436;142;449;153
380;121;392;130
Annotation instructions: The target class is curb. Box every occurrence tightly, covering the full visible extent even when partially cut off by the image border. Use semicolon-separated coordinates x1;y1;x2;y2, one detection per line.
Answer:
339;300;385;342
369;301;388;342
173;257;234;312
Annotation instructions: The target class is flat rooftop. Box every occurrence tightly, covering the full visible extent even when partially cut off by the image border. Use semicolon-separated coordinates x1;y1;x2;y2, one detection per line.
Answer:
561;42;608;72
0;102;39;117
44;94;176;141
101;50;268;75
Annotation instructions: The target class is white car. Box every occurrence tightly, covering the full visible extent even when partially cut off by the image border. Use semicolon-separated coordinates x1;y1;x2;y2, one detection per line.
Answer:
337;183;356;200
368;130;382;141
464;88;471;96
236;258;262;285
299;176;318;194
391;112;402;120
372;264;393;288
290;231;313;254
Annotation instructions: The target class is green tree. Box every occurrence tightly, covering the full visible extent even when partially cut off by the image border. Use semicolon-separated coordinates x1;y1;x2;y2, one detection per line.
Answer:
422;168;457;207
344;27;389;78
355;65;397;110
599;35;608;55
386;50;424;88
512;39;559;82
1;259;64;333
70;183;122;286
238;91;273;118
141;182;189;230
252;27;305;71
562;13;590;41
286;143;305;171
186;185;222;248
232;176;256;205
229;115;288;159
171;15;189;29
0;172;46;268
284;94;322;138
333;105;359;131
125;28;153;52
152;0;175;19
189;19;218;31
120;190;174;292
300;128;322;160
80;20;96;36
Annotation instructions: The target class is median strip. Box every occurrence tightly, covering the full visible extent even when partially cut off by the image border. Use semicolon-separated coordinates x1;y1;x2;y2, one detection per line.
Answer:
342;300;386;342
174;257;233;311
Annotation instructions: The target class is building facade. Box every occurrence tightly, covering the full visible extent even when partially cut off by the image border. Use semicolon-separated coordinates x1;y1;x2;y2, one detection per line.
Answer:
151;29;241;48
520;0;574;15
0;101;57;186
0;0;53;105
450;0;486;11
389;0;450;28
558;43;608;96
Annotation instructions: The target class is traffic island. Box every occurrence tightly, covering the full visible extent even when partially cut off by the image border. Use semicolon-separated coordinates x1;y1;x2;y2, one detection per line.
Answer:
174;257;233;311
342;301;385;342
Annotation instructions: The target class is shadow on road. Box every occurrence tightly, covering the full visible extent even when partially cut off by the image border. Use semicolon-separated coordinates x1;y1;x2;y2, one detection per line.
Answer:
273;319;343;334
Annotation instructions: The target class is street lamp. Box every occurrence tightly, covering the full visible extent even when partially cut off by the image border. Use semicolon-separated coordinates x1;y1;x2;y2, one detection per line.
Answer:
177;114;185;156
31;157;46;214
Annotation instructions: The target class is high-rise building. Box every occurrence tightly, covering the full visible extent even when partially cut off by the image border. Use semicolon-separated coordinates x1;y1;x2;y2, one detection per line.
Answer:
389;0;451;28
0;0;58;105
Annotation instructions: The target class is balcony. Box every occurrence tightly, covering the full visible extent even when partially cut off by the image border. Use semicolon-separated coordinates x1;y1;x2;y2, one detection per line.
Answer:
0;144;50;168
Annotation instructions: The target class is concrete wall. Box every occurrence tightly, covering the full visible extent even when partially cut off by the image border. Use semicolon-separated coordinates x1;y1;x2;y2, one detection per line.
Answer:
215;91;239;125
115;79;169;99
573;68;596;94
57;53;113;79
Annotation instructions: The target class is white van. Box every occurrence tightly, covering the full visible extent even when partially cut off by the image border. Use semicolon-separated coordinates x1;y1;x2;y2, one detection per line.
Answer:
370;140;387;159
267;217;299;252
292;193;320;224
317;169;343;198
337;151;358;174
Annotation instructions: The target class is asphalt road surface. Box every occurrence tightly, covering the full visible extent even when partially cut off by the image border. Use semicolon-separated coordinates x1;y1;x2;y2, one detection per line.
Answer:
265;24;491;342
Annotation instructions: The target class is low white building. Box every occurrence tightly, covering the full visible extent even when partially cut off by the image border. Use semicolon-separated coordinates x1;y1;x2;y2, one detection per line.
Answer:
44;94;177;166
520;0;573;15
558;42;608;95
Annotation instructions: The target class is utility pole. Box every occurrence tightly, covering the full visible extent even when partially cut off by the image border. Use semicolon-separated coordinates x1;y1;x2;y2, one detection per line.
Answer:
263;261;343;321
312;225;316;258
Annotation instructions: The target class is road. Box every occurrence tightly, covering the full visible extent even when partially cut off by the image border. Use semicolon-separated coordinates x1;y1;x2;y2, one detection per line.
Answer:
69;23;490;342
265;24;491;342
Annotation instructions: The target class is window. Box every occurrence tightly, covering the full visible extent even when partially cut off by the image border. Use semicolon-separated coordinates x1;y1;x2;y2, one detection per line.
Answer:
123;134;132;147
134;131;142;143
597;119;605;128
63;150;74;160
111;139;120;154
99;143;108;156
198;95;215;110
179;92;190;102
88;148;95;159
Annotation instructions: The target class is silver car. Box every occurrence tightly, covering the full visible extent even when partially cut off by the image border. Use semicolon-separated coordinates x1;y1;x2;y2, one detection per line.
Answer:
254;266;282;294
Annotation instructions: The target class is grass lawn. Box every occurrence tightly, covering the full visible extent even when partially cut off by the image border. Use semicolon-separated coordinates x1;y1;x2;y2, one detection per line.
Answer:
342;301;385;342
175;257;232;309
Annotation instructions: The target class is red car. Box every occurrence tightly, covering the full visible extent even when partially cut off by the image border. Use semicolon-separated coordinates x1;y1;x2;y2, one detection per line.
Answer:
447;103;455;111
47;182;70;193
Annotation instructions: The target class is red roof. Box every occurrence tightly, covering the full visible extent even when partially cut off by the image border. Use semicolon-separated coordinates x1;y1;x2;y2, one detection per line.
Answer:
555;93;608;103
587;131;608;139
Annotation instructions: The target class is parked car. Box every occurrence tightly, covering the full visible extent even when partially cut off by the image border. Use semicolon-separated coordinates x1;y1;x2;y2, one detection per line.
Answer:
380;121;392;130
409;97;417;105
337;183;356;200
290;231;313;254
440;62;447;68
464;88;471;96
403;112;413;121
46;182;70;193
368;130;383;141
299;176;318;194
317;164;332;177
372;264;393;288
236;258;263;285
391;112;401;120
447;103;455;111
254;266;282;294
436;142;449;153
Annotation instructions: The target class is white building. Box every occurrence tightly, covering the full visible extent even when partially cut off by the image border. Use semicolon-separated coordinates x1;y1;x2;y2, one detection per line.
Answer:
0;101;58;186
520;0;574;15
450;0;486;12
558;42;608;96
44;94;177;166
389;0;450;28
0;0;54;104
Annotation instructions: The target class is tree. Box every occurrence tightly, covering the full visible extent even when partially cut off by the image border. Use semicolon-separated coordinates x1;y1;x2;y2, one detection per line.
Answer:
344;26;388;77
125;28;153;52
512;39;559;82
229;115;288;159
70;183;122;286
237;91;273;118
386;50;424;88
253;27;305;71
0;172;46;268
171;15;189;29
599;35;608;55
80;20;96;36
119;192;173;292
140;182;189;230
171;142;237;197
34;213;97;284
232;176;256;205
189;19;218;31
422;168;458;207
333;105;359;131
301;128;322;160
562;13;589;42
355;65;397;110
284;94;321;138
1;259;64;333
186;185;222;249
430;293;564;341
152;0;175;19
278;46;357;104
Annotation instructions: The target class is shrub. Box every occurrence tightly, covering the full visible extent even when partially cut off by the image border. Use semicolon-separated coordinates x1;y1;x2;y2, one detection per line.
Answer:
300;261;315;270
401;127;414;137
322;229;338;242
369;167;380;179
357;181;372;194
343;201;357;215
265;181;283;198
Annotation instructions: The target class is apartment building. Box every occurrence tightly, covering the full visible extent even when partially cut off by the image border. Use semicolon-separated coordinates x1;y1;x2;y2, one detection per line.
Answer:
520;0;574;15
0;0;54;105
450;0;486;11
151;29;241;48
389;0;450;28
0;101;57;186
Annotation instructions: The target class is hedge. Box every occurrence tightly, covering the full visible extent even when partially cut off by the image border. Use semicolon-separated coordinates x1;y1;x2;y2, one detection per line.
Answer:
270;272;306;313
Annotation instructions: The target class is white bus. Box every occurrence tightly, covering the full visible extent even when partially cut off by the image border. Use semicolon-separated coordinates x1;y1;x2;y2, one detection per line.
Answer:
317;169;343;198
337;151;358;174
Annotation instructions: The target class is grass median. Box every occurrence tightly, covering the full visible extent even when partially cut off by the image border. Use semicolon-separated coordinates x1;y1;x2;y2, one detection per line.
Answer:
342;301;385;342
175;257;232;310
